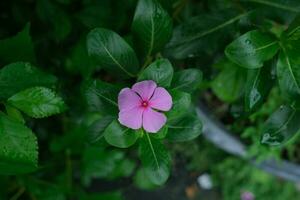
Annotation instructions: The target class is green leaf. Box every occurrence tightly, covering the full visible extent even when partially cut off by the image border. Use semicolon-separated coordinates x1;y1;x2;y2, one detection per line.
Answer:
0;62;57;100
82;146;124;186
86;116;114;144
65;37;94;77
134;168;158;189
104;120;139;148
166;90;191;122
132;0;172;56
277;41;300;100
8;87;65;118
211;59;247;102
139;134;170;185
0;112;38;174
167;113;202;142
164;11;247;59
151;126;168;139
225;30;279;68
82;79;119;114
87;28;139;78
0;23;35;64
284;14;300;41
261;105;300;146
138;58;174;87
171;69;203;93
244;64;273;112
5;104;24;124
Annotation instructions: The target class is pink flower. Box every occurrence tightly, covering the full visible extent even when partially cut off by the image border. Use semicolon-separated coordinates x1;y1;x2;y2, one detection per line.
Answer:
118;80;172;133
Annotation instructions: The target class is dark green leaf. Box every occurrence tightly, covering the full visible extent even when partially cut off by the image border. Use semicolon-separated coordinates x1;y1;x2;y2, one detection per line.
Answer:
8;87;65;118
261;105;300;146
244;64;273;112
82;146;124;186
277;41;300;100
5;104;24;124
167;113;202;142
104;120;139;148
166;90;191;122
139;134;170;185
132;0;172;56
138;58;174;87
87;28;139;78
284;14;300;40
86;116;114;144
165;12;246;59
82;79;119;114
0;23;35;64
225;30;279;68
171;69;203;93
65;37;94;77
0;62;57;100
0;112;38;174
211;59;247;102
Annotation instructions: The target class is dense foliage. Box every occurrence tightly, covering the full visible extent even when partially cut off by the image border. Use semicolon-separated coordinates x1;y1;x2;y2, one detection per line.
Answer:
1;0;300;199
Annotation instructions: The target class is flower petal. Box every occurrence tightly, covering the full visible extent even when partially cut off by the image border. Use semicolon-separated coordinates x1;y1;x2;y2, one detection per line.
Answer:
118;107;143;129
149;87;172;111
118;88;141;111
142;108;166;133
132;80;157;101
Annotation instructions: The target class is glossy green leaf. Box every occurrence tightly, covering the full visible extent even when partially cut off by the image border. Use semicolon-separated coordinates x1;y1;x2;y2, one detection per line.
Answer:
244;64;273;112
166;90;191;122
82;80;119;114
0;112;38;174
0;62;57;100
0;23;35;64
104;120;139;148
261;105;300;146
138;58;174;87
132;0;172;56
167;113;202;142
171;69;203;93
8;87;66;118
225;30;279;68
139;134;170;185
277;41;300;100
211;60;247;102
87;28;139;78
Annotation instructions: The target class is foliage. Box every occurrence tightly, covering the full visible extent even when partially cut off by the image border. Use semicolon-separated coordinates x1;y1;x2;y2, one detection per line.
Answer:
1;0;300;199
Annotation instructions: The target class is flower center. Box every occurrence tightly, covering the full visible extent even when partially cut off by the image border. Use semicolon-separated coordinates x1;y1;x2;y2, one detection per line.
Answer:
141;101;149;108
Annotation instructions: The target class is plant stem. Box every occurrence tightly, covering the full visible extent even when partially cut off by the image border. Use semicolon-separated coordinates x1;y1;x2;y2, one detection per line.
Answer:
9;187;25;200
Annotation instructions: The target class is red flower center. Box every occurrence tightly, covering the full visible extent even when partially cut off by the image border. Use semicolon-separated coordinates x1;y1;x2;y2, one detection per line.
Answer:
141;101;149;108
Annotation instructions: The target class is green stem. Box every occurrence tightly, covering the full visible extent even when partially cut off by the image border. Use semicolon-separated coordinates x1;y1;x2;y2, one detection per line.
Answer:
9;187;25;200
247;0;299;13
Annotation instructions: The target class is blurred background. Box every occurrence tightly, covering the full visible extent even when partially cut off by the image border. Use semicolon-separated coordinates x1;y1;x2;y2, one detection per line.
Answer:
1;0;300;199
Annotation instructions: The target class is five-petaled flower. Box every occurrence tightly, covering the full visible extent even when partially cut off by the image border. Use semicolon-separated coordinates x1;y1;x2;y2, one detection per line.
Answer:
118;80;172;133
